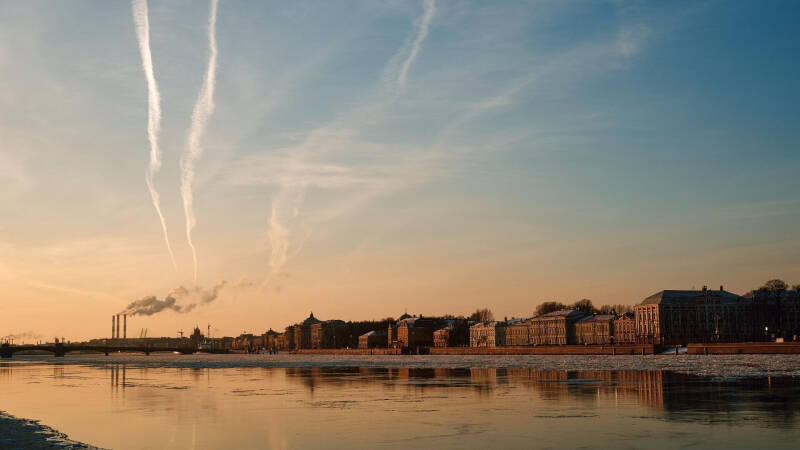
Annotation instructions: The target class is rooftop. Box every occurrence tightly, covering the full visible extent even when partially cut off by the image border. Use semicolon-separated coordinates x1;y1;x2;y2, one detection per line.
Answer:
537;309;587;319
640;289;744;305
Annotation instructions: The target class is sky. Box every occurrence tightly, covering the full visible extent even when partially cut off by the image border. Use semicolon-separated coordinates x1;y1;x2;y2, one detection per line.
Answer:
1;0;799;341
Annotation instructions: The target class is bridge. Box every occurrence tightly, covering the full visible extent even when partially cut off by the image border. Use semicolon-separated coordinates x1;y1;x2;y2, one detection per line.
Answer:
0;342;198;358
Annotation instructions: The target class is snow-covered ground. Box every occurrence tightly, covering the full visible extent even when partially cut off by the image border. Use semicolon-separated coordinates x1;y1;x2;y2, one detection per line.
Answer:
0;411;94;449
9;353;800;379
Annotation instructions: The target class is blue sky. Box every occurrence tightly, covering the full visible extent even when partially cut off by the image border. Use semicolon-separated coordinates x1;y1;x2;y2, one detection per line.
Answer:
0;0;798;339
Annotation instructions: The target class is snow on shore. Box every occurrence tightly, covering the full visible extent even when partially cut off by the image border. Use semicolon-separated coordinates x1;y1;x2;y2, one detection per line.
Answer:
0;411;95;449
9;353;800;379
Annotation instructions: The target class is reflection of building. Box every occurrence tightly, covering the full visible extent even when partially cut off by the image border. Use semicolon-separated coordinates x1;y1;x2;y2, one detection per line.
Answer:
635;288;751;345
613;313;636;344
530;309;587;345
575;315;615;345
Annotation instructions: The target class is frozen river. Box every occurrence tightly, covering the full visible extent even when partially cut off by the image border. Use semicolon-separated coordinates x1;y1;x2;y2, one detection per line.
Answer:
2;354;800;448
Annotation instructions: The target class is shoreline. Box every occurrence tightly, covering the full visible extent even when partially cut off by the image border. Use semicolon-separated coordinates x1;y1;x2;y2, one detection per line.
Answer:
0;410;94;449
6;353;800;379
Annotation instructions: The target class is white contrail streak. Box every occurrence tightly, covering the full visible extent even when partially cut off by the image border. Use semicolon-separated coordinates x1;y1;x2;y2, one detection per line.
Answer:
132;0;177;271
263;1;436;286
397;0;436;90
181;0;219;282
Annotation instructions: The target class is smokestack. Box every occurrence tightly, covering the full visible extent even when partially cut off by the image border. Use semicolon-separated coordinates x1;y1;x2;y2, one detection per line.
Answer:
116;314;120;340
112;315;115;339
124;314;127;340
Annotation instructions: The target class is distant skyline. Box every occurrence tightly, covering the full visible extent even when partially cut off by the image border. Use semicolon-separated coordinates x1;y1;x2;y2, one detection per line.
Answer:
1;0;799;341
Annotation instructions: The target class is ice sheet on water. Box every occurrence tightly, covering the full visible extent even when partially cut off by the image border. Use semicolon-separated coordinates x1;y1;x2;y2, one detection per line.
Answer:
0;411;97;449
8;353;800;380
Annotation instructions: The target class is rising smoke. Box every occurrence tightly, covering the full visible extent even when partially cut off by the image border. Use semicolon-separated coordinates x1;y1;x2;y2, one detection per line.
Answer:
121;281;227;316
181;0;220;282
1;331;42;343
132;0;177;271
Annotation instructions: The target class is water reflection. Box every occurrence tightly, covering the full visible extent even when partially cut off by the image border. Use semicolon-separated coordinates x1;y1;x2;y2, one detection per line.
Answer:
279;366;800;422
1;361;799;449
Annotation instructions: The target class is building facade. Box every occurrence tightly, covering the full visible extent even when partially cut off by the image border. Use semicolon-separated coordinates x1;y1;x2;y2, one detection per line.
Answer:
395;316;446;350
635;288;751;345
530;309;587;345
311;320;346;349
613;312;636;344
470;321;507;347
748;289;800;341
358;329;388;348
506;319;532;346
575;314;615;345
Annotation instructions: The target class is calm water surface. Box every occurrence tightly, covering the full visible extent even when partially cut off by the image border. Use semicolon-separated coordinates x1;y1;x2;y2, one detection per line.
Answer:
1;355;799;449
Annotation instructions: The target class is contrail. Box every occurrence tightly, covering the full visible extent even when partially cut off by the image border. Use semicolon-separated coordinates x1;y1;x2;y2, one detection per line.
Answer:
181;0;219;282
132;0;177;270
397;0;436;91
263;1;435;286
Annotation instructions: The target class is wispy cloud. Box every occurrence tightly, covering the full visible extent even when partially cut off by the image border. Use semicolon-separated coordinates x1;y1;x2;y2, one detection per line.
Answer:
181;0;220;282
220;4;654;291
397;0;436;92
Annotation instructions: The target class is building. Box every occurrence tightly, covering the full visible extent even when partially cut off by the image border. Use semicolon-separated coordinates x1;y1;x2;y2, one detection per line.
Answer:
505;318;532;346
359;329;388;348
433;326;451;348
746;289;800;341
386;313;412;348
292;312;322;350
263;329;280;351
284;326;295;350
530;309;587;345
613;312;636;344
232;333;260;353
311;320;346;349
432;320;470;347
575;314;615;345
469;321;507;347
635;287;751;345
396;316;443;350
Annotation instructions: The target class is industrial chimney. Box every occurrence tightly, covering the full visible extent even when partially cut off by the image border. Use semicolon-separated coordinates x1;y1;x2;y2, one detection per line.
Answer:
124;314;127;340
112;315;115;340
116;314;120;341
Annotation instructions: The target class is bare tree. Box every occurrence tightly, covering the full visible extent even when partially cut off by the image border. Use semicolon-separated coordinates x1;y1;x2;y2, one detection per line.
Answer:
535;301;567;316
469;308;494;322
572;299;596;315
598;304;634;315
761;279;789;292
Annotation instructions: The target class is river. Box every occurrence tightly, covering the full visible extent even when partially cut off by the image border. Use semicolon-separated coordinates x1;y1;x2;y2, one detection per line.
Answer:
1;354;800;449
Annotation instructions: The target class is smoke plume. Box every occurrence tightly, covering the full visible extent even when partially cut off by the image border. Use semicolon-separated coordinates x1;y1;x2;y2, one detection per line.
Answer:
2;331;42;343
397;0;435;91
121;281;227;316
121;295;182;316
132;0;177;271
181;0;220;282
